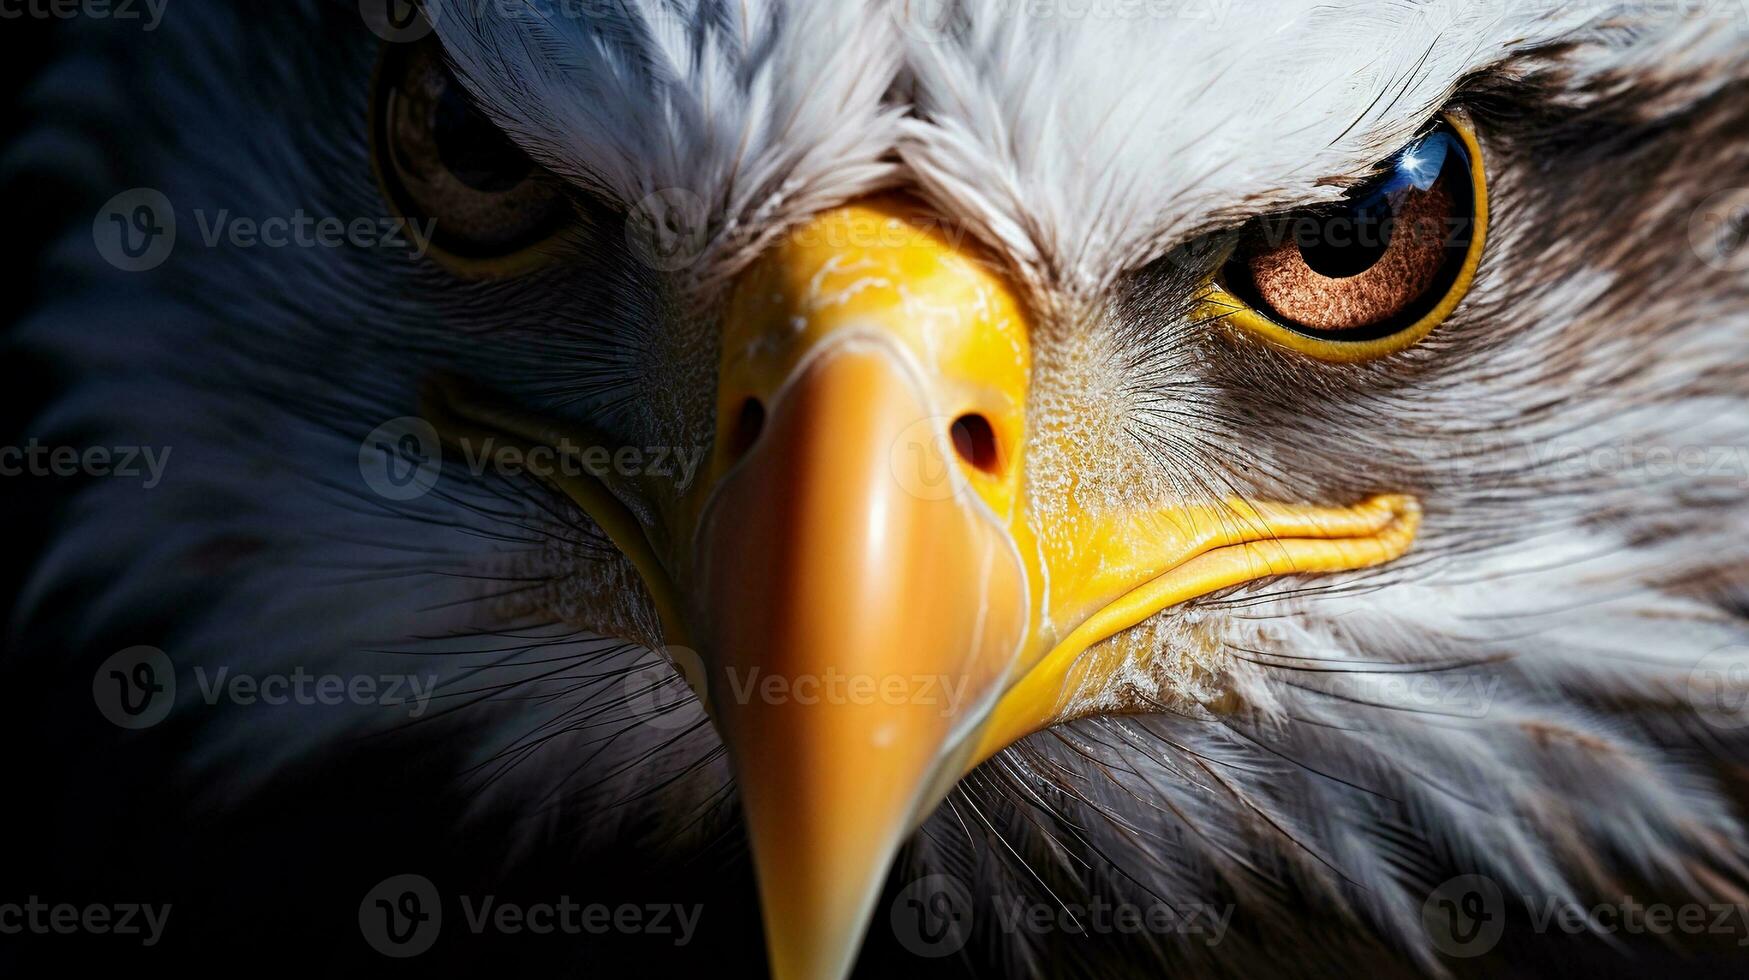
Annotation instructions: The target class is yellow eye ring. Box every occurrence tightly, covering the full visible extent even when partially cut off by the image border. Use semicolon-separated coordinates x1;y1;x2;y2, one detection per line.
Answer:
1198;111;1489;363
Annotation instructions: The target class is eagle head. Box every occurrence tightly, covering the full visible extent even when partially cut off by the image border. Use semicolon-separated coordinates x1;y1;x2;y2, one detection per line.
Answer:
10;1;1749;977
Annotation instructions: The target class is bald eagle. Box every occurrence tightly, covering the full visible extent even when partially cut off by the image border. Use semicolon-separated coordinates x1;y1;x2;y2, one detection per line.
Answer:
6;1;1749;977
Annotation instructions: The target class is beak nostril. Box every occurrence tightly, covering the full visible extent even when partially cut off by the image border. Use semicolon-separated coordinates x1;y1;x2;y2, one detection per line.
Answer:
727;397;765;460
950;413;1000;474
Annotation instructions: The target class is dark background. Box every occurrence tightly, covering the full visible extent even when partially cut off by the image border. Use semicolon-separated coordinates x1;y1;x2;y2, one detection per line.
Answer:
0;17;807;977
3;11;1748;980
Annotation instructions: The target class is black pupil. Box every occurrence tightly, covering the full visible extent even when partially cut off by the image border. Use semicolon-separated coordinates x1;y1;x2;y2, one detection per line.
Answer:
1296;192;1395;278
434;78;531;192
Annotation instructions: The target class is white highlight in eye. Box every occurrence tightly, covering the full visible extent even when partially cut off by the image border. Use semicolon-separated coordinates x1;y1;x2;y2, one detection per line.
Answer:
1395;133;1453;193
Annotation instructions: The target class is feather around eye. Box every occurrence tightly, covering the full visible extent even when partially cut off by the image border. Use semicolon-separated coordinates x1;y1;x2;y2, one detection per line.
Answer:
370;37;574;276
1202;114;1488;361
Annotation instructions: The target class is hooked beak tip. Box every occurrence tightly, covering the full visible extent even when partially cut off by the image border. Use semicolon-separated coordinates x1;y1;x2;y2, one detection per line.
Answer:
694;337;1028;980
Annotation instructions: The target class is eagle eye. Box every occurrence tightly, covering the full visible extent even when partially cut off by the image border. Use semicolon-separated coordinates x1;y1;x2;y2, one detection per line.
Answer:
370;38;572;276
1207;114;1488;361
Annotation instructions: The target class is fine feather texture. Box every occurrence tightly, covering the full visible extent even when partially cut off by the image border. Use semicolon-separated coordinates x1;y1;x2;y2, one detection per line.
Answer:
434;0;907;291
6;0;1749;976
898;1;1747;302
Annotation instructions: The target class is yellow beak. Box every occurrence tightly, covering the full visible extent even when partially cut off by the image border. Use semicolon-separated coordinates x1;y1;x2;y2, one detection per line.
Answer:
697;340;1027;979
691;197;1032;980
427;195;1420;980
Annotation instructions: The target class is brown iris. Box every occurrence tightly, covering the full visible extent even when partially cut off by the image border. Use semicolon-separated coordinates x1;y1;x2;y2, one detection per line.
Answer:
1224;124;1476;340
372;38;570;261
